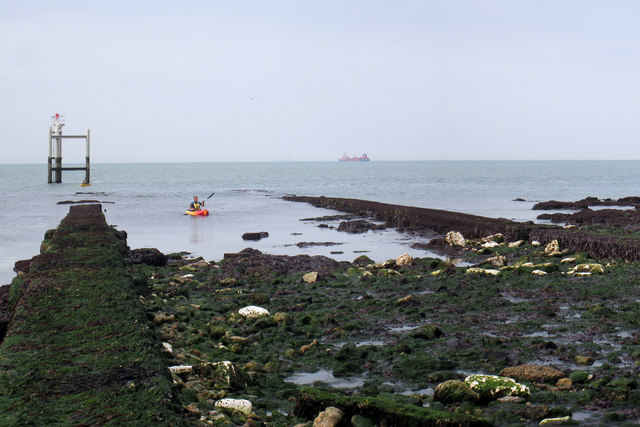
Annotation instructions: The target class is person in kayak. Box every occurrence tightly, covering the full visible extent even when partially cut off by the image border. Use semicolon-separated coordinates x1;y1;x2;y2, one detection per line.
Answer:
189;196;205;211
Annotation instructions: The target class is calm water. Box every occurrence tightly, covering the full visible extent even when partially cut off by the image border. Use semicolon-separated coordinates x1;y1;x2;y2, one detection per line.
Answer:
2;160;639;285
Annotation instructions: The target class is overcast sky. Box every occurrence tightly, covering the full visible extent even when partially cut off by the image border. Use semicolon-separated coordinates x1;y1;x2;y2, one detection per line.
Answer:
2;1;639;163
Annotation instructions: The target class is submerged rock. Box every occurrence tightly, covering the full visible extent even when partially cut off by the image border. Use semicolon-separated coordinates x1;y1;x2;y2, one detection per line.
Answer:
242;232;269;240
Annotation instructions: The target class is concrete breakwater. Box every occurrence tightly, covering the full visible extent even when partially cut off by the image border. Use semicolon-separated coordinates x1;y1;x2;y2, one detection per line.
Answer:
0;204;182;425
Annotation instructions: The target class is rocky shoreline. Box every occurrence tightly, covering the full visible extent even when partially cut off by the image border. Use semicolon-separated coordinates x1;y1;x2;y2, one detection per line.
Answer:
1;201;640;425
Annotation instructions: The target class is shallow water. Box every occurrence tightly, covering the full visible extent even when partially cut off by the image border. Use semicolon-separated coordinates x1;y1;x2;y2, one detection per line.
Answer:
4;160;640;285
284;368;366;389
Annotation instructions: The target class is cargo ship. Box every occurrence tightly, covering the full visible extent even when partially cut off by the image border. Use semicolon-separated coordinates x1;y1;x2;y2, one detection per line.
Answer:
339;153;370;162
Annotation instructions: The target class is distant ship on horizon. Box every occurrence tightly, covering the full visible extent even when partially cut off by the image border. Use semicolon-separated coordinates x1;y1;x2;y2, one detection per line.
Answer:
339;153;370;162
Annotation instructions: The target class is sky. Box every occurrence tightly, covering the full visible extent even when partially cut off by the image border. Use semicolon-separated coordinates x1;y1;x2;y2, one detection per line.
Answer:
2;0;640;163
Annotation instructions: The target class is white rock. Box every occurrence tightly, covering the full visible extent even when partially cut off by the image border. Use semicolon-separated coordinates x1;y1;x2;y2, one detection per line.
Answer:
396;253;413;266
238;305;270;319
303;272;318;283
544;240;561;256
445;231;466;247
482;241;499;248
531;270;548;276
313;406;345;427
162;342;173;353
466;268;500;276
508;240;524;248
214;398;252;415
560;257;576;263
574;263;604;274
169;365;192;374
486;255;506;267
531;241;541;246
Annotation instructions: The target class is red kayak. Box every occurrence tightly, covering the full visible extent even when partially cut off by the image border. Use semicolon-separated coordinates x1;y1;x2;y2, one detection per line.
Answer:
185;209;209;216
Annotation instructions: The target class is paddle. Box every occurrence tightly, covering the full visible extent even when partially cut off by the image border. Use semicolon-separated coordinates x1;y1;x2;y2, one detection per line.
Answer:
202;192;214;207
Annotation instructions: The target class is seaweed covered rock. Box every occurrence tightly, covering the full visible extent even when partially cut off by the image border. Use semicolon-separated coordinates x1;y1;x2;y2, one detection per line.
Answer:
499;364;565;383
411;324;444;340
433;379;479;404
464;374;530;402
337;219;384;234
192;361;252;390
293;387;491;426
125;247;168;266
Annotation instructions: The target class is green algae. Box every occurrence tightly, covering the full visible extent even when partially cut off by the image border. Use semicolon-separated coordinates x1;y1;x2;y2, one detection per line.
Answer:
5;206;640;425
0;206;183;426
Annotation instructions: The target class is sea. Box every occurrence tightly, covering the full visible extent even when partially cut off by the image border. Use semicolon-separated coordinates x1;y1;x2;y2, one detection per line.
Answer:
2;160;640;286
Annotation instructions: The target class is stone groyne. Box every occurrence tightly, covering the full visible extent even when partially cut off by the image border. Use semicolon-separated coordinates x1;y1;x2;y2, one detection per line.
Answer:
0;204;182;425
283;195;540;240
284;195;640;261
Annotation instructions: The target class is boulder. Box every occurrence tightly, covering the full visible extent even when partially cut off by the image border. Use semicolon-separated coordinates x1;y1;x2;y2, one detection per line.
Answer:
572;263;604;274
574;355;594;365
125;248;167;266
214;398;252;415
532;270;548;276
313;406;345;427
508;240;524;248
395;254;413;266
557;378;572;390
486;255;506;267
351;414;375;427
433;379;479;404
544;240;561;256
411;324;444;340
242;231;269;240
465;374;530;401
303;272;319;283
445;231;466;247
499;364;565;383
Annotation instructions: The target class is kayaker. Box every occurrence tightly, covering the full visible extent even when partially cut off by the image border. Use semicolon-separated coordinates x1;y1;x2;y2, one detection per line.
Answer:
189;196;204;211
